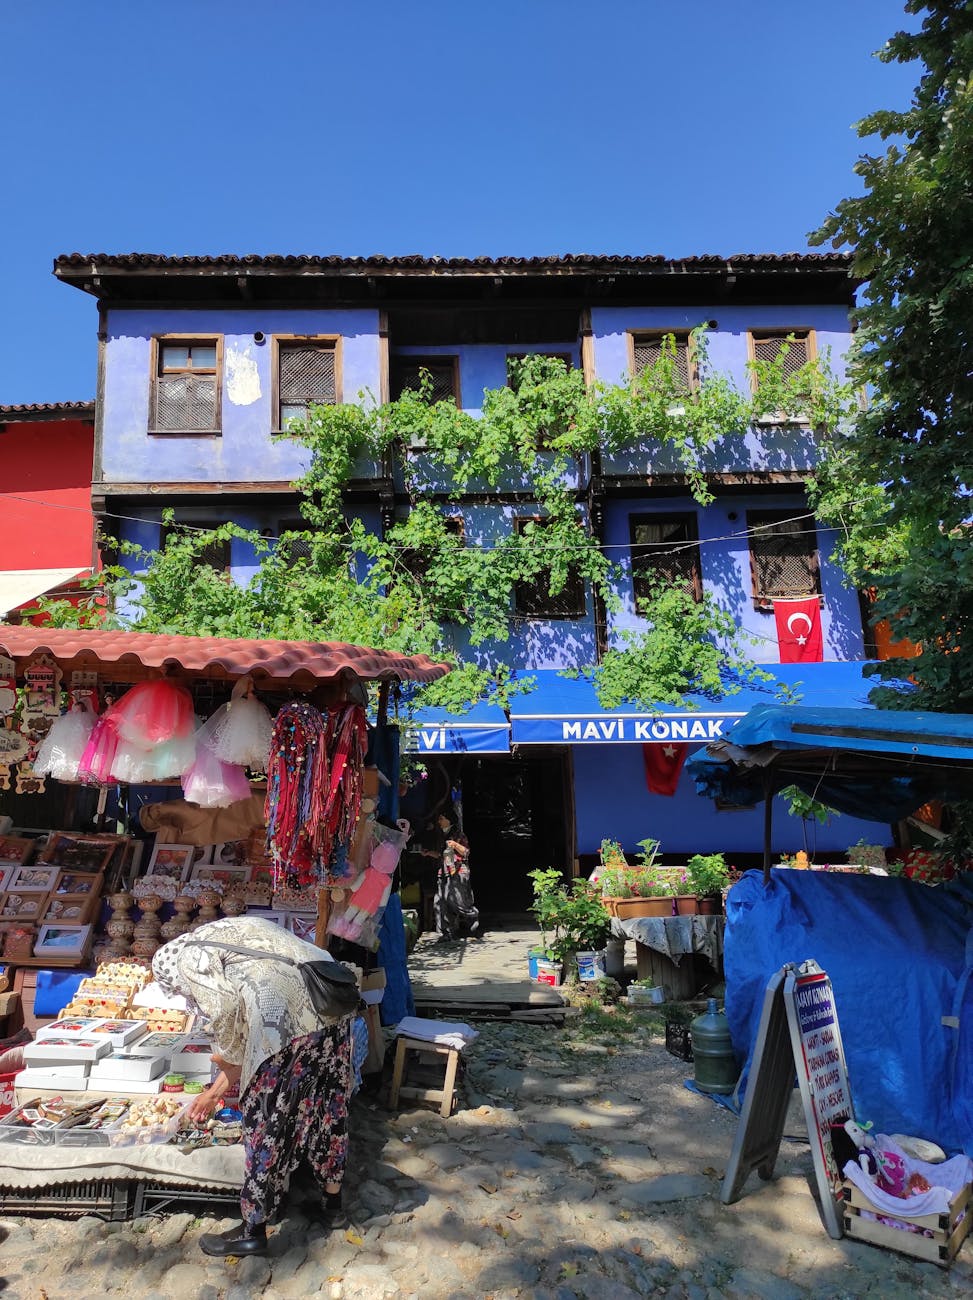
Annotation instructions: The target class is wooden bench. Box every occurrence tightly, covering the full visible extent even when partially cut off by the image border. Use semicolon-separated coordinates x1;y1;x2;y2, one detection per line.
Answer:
388;1036;461;1119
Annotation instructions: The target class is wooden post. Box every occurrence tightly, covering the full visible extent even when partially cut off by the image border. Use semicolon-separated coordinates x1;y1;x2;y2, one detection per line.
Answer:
763;780;774;883
315;887;331;949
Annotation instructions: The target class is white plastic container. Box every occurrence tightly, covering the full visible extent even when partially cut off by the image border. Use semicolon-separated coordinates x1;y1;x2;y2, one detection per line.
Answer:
576;949;608;982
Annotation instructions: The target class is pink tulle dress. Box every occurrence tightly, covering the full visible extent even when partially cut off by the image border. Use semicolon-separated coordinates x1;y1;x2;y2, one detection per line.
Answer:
107;679;195;745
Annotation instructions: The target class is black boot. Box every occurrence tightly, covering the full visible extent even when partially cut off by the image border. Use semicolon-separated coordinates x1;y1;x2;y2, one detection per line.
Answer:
199;1220;268;1257
320;1190;348;1230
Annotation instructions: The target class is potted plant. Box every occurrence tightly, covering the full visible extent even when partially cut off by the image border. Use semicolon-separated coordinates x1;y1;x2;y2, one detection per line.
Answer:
628;977;666;1006
600;837;674;919
685;852;730;914
673;870;698;916
529;868;612;983
599;837;628;868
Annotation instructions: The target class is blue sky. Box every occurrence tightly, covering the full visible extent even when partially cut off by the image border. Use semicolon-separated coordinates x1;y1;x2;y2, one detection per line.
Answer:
0;0;917;404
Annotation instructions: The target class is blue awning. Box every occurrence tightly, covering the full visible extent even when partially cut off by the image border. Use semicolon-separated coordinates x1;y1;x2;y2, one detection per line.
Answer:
400;700;510;754
508;661;881;746
688;703;973;821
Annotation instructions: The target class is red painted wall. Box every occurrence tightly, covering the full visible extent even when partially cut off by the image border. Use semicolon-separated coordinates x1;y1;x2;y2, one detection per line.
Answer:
0;418;96;569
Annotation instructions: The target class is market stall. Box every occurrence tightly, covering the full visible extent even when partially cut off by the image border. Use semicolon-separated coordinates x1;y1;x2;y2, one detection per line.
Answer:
0;625;448;1211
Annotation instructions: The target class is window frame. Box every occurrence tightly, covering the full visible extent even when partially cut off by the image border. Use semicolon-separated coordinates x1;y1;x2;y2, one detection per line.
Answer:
627;330;698;394
159;520;231;573
389;354;462;406
149;334;223;436
512;515;587;620
628;512;702;613
272;335;343;434
747;328;817;423
746;508;822;611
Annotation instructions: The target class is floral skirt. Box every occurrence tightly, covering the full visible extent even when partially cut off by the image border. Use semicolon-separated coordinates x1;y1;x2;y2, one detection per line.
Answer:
240;1021;352;1226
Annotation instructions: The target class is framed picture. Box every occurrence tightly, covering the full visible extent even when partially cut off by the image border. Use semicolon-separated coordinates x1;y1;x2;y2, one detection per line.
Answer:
190;863;249;888
251;910;289;929
7;865;59;893
1;894;44;920
0;836;35;865
35;923;92;958
39;834;117;873
146;844;196;882
0;866;15;893
287;914;317;944
54;871;102;897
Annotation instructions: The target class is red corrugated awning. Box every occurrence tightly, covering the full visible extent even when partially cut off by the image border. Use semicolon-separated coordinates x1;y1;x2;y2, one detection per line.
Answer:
0;626;450;691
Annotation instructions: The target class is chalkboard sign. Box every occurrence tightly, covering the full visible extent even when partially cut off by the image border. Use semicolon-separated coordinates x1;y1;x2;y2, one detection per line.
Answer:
721;959;853;1241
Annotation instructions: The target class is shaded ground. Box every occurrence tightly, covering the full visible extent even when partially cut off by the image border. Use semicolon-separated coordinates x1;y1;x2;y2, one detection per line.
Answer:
1;927;969;1297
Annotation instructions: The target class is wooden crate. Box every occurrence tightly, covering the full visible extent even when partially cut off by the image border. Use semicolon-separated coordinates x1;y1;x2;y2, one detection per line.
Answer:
842;1178;972;1267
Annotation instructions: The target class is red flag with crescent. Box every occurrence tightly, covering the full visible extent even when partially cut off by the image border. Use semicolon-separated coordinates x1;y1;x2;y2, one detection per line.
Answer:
773;597;823;662
642;742;689;796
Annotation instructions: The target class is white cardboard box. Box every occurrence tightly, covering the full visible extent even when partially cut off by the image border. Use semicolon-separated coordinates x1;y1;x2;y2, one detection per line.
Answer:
15;1067;89;1090
128;1032;188;1057
87;1020;150;1049
88;1051;168;1082
84;1076;164;1095
23;1038;112;1066
36;1017;106;1041
169;1037;213;1074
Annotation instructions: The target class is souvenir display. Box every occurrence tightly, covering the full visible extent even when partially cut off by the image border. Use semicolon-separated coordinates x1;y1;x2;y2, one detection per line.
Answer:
182;745;251;808
44;897;92;924
0;726;29;790
0;836;35;865
88;1050;168;1082
33;923;93;959
89;1018;150;1048
170;1036;214;1074
40;833;118;872
0;924;36;960
23;1037;113;1066
32;703;97;782
14;1068;90;1092
1;895;43;921
145;843;196;882
19;654;62;735
37;1017;106;1041
7;865;58;893
105;1094;189;1146
196;679;273;772
0;655;16;717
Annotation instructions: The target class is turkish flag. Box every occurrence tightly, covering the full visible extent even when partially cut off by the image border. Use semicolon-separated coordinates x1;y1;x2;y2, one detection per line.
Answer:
773;597;824;662
642;742;689;796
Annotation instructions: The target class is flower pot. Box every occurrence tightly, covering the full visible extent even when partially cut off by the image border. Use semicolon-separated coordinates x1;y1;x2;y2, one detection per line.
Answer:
576;949;607;982
614;896;673;920
698;894;722;916
628;985;667;1007
528;948;545;980
674;895;698;916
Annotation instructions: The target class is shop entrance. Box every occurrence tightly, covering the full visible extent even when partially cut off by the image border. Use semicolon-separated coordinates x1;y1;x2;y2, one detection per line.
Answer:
461;747;573;914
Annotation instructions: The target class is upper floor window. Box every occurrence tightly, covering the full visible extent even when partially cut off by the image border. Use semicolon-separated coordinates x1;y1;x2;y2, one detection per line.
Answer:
749;329;816;420
747;509;820;610
160;520;230;573
275;520;316;568
629;514;701;612
513;517;586;619
151;338;221;433
506;353;573;390
630;331;696;393
390;356;460;405
276;338;338;431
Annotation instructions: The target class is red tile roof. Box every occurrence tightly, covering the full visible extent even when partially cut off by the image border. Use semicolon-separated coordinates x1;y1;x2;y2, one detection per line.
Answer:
0;401;95;422
0;626;450;690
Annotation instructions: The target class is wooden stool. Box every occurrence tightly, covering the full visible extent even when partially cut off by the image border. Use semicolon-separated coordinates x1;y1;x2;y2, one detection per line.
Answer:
388;1036;461;1118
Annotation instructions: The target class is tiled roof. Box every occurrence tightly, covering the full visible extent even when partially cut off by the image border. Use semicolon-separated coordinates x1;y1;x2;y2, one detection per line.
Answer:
0;401;95;421
0;626;450;690
55;251;852;273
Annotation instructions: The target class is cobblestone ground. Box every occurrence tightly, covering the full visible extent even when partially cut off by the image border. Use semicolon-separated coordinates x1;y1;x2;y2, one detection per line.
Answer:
1;1012;970;1299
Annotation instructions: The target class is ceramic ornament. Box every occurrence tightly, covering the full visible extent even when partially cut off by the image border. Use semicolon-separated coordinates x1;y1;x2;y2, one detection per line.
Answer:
69;670;100;714
14;761;46;796
20;654;62;726
0;723;29;791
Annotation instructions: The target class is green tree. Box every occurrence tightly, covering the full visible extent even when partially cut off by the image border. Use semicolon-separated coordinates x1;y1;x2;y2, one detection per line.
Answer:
811;1;973;712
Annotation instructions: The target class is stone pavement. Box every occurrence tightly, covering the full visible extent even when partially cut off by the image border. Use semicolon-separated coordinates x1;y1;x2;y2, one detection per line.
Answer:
408;924;563;1007
1;1013;969;1300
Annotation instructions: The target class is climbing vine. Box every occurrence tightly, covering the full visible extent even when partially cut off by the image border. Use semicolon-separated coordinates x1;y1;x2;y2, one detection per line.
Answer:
27;336;852;713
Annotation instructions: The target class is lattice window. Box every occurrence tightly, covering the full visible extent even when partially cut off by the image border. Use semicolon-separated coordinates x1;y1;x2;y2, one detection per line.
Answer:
632;332;694;392
630;514;701;612
160;522;230;572
153;340;219;432
276;521;316;568
751;331;810;377
278;342;337;428
390;357;459;404
513;518;586;619
747;510;820;607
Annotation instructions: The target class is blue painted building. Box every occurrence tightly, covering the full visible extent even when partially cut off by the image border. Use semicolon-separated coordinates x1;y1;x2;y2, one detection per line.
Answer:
57;253;886;908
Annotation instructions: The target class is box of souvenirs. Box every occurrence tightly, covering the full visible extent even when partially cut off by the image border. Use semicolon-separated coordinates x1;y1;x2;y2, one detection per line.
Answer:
88;1076;164;1096
88;1019;149;1048
169;1036;213;1074
23;1038;112;1067
88;1050;168;1082
54;1097;131;1147
104;1095;192;1147
36;1017;105;1041
15;1068;89;1091
0;1102;60;1145
130;1031;188;1058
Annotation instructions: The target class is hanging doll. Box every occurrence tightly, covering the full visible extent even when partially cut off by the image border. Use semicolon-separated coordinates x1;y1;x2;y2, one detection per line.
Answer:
329;819;410;945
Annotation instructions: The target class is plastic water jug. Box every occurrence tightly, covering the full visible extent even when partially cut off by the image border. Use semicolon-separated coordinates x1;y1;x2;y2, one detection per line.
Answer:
691;998;737;1095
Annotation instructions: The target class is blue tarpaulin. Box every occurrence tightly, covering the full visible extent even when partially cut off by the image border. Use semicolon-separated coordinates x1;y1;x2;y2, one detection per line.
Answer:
509;661;879;746
689;704;973;821
725;869;973;1156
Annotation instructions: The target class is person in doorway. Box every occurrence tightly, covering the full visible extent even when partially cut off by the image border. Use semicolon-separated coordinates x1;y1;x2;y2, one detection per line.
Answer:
151;915;357;1257
433;816;481;940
